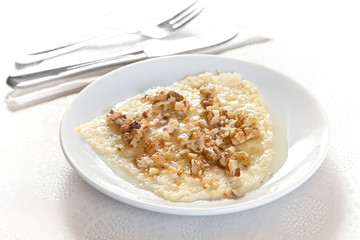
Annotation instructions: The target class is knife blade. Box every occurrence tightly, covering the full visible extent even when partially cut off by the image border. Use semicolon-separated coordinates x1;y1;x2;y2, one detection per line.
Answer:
7;29;238;89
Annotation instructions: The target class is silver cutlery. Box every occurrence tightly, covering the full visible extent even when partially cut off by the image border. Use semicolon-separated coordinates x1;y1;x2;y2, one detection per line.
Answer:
7;29;238;89
16;1;205;66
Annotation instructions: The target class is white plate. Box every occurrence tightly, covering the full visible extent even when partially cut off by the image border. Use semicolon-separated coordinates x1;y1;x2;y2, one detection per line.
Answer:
60;55;329;216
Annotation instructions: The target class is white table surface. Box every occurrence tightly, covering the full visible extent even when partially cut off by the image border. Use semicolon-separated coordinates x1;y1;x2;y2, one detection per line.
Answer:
1;0;360;239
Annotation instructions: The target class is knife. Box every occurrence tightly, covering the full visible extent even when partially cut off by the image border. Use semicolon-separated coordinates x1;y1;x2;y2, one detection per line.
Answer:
7;29;238;89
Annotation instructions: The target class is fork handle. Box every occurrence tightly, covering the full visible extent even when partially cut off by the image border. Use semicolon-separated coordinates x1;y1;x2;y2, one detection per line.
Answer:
8;50;148;89
15;30;140;66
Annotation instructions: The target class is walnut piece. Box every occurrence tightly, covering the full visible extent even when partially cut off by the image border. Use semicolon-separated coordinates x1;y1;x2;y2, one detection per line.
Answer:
136;156;153;169
231;129;247;145
235;151;250;168
144;132;171;155
124;121;150;147
106;108;127;125
149;167;160;176
146;90;168;103
199;83;216;96
146;90;189;116
106;108;150;147
205;108;220;126
201;97;214;107
174;100;189;113
147;90;184;104
203;147;221;163
191;159;205;176
163;118;179;135
151;151;168;165
167;91;184;101
227;159;240;177
243;126;260;140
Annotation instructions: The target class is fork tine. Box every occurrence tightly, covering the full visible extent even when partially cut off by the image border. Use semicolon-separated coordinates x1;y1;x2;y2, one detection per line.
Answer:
164;1;200;24
168;1;204;25
170;4;205;29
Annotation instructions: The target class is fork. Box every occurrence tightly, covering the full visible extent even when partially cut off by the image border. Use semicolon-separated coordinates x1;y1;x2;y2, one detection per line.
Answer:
16;1;205;66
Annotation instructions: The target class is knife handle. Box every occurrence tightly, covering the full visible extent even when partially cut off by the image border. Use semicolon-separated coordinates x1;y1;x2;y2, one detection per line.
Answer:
7;51;148;89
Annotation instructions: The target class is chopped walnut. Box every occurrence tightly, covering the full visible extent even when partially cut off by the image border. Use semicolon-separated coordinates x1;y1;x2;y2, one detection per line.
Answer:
231;126;260;145
204;105;231;127
238;115;260;140
221;151;249;175
191;159;205;176
235;151;250;167
209;128;220;136
105;79;265;200
106;108;127;125
149;167;160;176
124;121;150;147
231;128;247;145
199;83;217;110
227;159;240;177
218;156;227;168
205;108;220;126
201;97;214;107
180;107;257;174
146;90;168;103
151;151;168;165
129;129;143;147
238;114;256;125
227;146;236;154
225;153;235;161
214;137;226;149
203;147;221;163
153;97;176;111
243;125;260;140
228;114;260;145
199;83;216;96
147;90;184;104
144;132;171;155
163;118;179;135
121;132;131;142
188;127;203;140
120;124;131;133
131;121;141;129
174;100;189;113
167;91;184;101
142;111;148;118
183;127;207;153
195;137;206;153
136;156;153;169
106;108;151;147
146;90;189;117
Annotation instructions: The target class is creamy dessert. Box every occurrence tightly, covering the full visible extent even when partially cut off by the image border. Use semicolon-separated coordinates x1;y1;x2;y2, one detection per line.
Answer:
77;72;275;201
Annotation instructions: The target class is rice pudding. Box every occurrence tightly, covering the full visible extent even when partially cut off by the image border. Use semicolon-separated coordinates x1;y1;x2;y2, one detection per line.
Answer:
76;72;275;201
